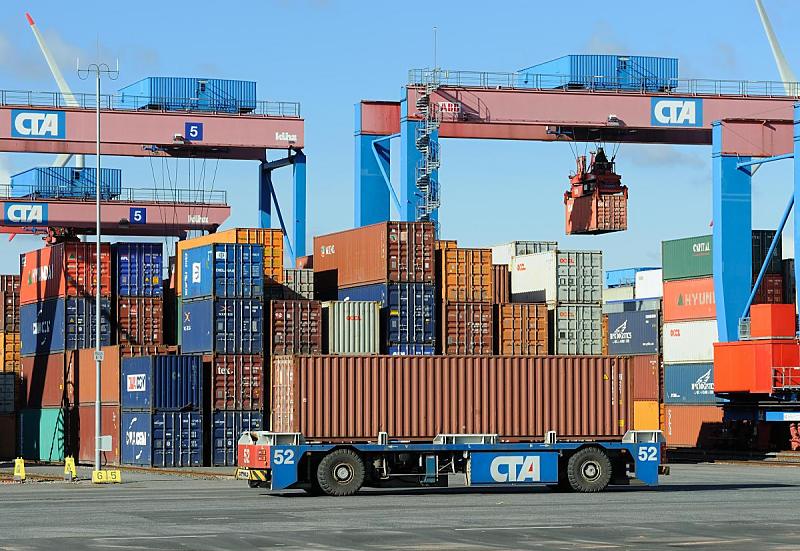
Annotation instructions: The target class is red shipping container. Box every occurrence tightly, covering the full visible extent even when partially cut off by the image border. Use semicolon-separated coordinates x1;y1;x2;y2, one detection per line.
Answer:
663;277;715;322
20;243;111;305
441;303;493;355
77;346;121;405
664;404;723;448
270;300;322;355
115;297;164;346
313;222;435;287
631;355;660;401
212;355;264;411
272;355;633;441
714;339;800;394
565;192;627;235
22;352;76;408
0;413;15;459
753;274;784;305
493;264;510;305
78;404;120;465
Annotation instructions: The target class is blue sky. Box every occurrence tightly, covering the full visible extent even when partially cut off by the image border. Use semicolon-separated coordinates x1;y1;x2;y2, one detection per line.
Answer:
0;0;796;273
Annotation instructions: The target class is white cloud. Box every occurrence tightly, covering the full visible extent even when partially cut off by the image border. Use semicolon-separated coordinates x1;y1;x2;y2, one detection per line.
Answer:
624;145;707;169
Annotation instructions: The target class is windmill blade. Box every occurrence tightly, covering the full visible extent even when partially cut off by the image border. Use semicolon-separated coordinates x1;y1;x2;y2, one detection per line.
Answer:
754;0;799;93
52;154;72;167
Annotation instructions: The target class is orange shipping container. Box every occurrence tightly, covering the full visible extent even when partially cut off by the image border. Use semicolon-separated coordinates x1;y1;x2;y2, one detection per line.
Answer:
20;243;111;305
565;192;627;235
0;332;21;374
441;303;493;355
77;345;122;405
77;404;120;465
663;277;715;322
664;404;723;448
492;264;510;305
633;401;660;430
440;248;493;304
495;303;547;356
0;290;20;332
272;355;633;441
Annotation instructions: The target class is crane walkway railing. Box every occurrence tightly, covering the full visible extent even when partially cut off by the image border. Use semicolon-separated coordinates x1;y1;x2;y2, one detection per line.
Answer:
0;184;227;205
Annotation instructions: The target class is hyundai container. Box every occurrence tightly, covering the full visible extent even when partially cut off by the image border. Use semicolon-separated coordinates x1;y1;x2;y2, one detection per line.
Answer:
553;304;602;355
631;355;661;401
664;404;723;448
115;297;163;347
11;167;122;200
663;320;717;363
212;411;263;466
663;277;715;322
120;410;204;467
0;414;15;459
113;242;163;297
271;355;633;441
661;235;712;281
664;363;725;404
603;298;662;314
19;407;73;462
752;229;783;275
322;301;380;355
118;77;257;113
495;303;548;355
175;228;283;296
0;372;17;413
605;267;659;288
121;355;203;411
182;243;264;299
441;303;493;355
181;298;263;355
510;250;602;306
20;243;111;305
607;310;659;355
439;248;493;303
493;264;510;304
20;297;112;356
270;300;322;355
313;222;435;288
77;404;120;465
283;269;314;300
518;55;678;92
565;193;627;234
22;352;75;408
1;290;20;332
490;241;557;267
211;355;264;411
603;285;634;303
635;269;663;299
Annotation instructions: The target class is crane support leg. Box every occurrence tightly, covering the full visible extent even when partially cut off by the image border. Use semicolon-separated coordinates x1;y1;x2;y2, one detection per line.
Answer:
293;150;307;261
355;101;392;226
258;160;272;229
400;97;439;224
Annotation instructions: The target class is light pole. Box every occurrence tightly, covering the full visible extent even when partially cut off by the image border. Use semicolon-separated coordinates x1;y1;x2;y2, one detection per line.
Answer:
78;60;118;472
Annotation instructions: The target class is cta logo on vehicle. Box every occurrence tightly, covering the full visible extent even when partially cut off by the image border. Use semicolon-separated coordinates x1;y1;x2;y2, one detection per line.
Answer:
651;98;703;127
4;203;48;225
490;455;540;483
11;109;66;139
127;374;147;392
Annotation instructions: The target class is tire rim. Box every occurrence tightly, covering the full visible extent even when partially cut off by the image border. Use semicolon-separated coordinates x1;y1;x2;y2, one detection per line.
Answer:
333;463;354;484
581;460;601;482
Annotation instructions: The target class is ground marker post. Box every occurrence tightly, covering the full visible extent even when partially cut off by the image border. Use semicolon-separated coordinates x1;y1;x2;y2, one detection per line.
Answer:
64;456;77;482
13;458;25;482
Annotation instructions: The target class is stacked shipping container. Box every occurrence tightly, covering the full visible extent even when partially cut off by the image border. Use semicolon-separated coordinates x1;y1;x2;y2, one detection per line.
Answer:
0;275;20;459
439;248;493;355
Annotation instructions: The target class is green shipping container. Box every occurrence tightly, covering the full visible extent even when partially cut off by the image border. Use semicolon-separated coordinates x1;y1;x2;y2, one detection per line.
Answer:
662;235;712;281
19;408;72;462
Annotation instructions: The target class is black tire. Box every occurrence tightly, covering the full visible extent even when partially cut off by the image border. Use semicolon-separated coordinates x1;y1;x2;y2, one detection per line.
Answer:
316;449;365;497
566;447;612;493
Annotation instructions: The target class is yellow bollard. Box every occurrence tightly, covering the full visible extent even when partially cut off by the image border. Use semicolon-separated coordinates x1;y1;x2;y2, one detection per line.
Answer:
91;469;122;484
64;456;77;482
13;458;25;482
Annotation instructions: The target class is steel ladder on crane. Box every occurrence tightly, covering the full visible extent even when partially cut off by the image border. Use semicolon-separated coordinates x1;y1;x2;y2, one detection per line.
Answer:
414;71;441;223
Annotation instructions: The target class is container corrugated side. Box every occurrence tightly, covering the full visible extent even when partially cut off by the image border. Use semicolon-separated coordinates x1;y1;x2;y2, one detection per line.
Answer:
118;77;256;113
490;241;557;267
120;410;203;467
21;298;112;356
270;300;322;355
323;301;380;355
20;243;112;305
662;235;712;281
493;265;510;304
77;346;120;405
182;243;264;299
440;248;493;303
10;167;122;200
0;289;20;332
511;250;602;306
0;332;21;374
603;298;662;314
283;269;314;300
77;405;119;465
495;303;547;355
120;355;203;411
19;407;74;462
631;355;660;401
553;304;602;355
663;320;717;363
441;303;493;355
271;355;633;441
115;297;163;347
0;372;17;413
752;229;782;275
663;277;715;322
212;411;263;466
181;298;263;355
211;355;264;411
113;242;163;297
664;404;723;448
603;286;634;303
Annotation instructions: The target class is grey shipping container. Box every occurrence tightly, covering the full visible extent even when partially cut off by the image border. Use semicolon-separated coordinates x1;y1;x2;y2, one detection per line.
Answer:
322;301;380;355
510;250;602;306
607;310;660;355
491;241;558;267
553;304;602;355
603;298;662;314
0;372;16;413
283;269;314;300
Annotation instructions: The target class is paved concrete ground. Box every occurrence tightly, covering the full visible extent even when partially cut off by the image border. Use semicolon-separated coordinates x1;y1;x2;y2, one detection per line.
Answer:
1;463;799;550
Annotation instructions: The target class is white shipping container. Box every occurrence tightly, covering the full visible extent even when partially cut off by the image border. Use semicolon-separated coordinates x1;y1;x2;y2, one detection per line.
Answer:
635;269;663;299
322;301;381;355
663;319;718;363
491;241;557;267
603;285;634;303
511;250;602;307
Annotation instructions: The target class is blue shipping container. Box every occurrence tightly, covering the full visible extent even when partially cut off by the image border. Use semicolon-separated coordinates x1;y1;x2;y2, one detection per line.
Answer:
21;297;111;356
212;411;263;467
388;344;435;356
607;310;659;355
121;355;203;411
182;244;264;300
117;77;257;113
180;298;263;354
518;55;678;92
664;363;727;405
10;167;122;200
113;242;163;297
605;267;660;288
120;411;204;467
338;283;436;347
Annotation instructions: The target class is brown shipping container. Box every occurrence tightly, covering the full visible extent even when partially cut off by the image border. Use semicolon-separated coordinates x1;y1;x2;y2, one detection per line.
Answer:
119;344;171;358
754;273;784;305
313;222;435;287
271;300;322;355
1;332;21;374
0;275;20;295
296;255;313;269
77;346;122;405
442;303;493;355
492;264;510;305
20;243;112;305
565;193;627;235
78;404;120;465
115;297;164;346
664;404;724;448
272;355;633;441
601;314;609;356
440;249;493;303
212;354;264;411
22;352;77;408
496;303;547;356
0;413;15;459
631;355;660;401
0;290;20;332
